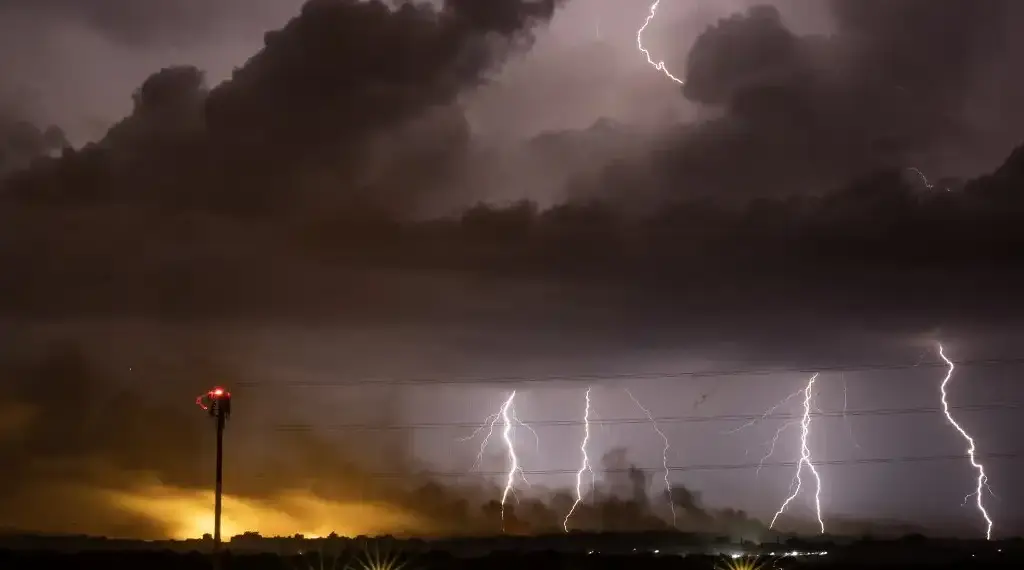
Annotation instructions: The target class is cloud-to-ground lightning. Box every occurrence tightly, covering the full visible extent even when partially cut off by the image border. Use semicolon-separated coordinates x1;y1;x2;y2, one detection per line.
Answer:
769;373;825;534
564;387;593;531
459;392;531;526
937;344;994;540
498;392;521;522
624;388;677;527
638;1;684;84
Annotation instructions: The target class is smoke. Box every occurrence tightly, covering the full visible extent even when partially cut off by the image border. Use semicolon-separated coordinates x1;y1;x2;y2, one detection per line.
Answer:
0;335;454;537
0;334;779;539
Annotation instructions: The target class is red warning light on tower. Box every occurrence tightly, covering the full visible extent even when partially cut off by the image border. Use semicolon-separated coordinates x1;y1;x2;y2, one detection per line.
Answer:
196;386;232;417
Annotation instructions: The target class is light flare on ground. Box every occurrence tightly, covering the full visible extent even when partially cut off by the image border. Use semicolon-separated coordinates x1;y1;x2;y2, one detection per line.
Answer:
345;542;410;570
715;555;772;570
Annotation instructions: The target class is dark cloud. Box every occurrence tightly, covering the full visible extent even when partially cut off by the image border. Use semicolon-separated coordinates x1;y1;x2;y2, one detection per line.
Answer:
607;0;1024;200
0;116;67;175
0;0;299;45
0;3;1023;342
3;0;1024;540
2;0;565;214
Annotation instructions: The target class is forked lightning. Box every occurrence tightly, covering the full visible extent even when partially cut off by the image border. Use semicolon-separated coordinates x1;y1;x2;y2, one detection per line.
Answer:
937;343;994;540
460;391;532;527
498;393;522;521
726;388;803;477
625;388;677;527
769;373;825;533
564;387;593;531
638;1;684;84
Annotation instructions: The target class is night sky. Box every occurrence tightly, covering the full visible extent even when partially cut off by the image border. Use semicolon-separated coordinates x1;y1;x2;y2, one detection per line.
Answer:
2;0;1024;542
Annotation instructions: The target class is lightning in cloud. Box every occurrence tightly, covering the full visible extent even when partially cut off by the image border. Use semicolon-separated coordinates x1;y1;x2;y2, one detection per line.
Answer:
937;344;994;540
638;1;684;84
625;388;677;527
564;387;593;532
907;167;950;191
459;391;529;527
769;373;824;534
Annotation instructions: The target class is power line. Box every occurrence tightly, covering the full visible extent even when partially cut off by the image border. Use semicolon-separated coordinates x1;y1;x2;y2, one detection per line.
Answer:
269;403;1018;432
236;356;1024;388
289;452;1023;480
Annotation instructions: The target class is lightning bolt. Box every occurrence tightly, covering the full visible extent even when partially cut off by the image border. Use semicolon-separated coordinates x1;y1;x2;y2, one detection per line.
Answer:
769;373;825;534
757;416;800;478
937;343;994;540
461;392;537;470
625;388;677;528
511;407;541;456
459;391;529;527
638;1;684;84
564;387;593;531
726;387;803;476
460;407;503;472
726;388;804;435
907;167;950;191
498;392;522;522
841;372;862;451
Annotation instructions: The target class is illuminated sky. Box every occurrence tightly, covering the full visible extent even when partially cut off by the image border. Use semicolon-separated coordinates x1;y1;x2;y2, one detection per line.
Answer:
2;0;1024;540
2;0;830;143
3;317;1021;538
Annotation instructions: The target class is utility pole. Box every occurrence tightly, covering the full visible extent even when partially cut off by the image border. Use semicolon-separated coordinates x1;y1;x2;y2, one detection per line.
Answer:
196;386;232;554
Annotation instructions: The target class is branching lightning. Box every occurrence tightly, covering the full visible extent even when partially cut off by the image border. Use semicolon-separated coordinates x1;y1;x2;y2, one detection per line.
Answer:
757;416;800;478
498;392;521;520
726;389;804;435
638;1;684;84
769;373;824;534
625;388;677;527
726;387;802;476
459;391;530;527
564;387;593;531
512;407;541;455
937;343;994;540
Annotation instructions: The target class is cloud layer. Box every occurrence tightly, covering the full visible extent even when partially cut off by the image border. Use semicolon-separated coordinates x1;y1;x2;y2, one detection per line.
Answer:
3;0;1024;539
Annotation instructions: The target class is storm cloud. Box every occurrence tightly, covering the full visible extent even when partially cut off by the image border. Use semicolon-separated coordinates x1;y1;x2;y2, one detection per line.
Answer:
2;0;1024;540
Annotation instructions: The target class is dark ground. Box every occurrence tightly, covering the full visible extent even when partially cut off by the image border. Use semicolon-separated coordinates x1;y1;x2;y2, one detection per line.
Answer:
1;542;1021;570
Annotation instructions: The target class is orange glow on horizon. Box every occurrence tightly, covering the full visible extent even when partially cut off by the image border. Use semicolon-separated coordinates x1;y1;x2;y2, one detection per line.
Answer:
106;484;422;540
